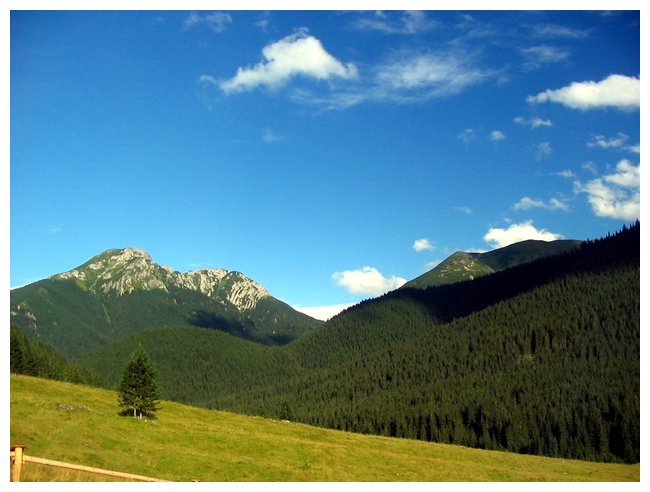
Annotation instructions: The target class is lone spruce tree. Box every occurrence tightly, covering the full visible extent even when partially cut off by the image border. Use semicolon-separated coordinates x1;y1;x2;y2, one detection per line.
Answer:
117;344;161;419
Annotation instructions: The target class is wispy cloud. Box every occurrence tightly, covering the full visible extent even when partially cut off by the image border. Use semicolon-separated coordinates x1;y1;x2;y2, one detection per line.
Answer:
514;116;552;129
527;74;640;111
350;10;438;34
553;169;576;179
587;133;638;154
513;196;569;212
372;49;494;102
582;161;599;175
574;159;640;220
255;11;271;32
183;11;232;33
207;20;497;110
520;45;571;70
262;128;281;143
535;142;552;160
413;238;434;252
490;130;505;142
484;220;564;249
453;13;498;39
530;23;591;39
587;133;628;149
458;128;476;144
215;29;357;94
290;47;496;109
332;266;406;296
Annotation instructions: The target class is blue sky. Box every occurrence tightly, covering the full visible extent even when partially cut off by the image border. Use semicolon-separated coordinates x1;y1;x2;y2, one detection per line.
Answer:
9;7;641;320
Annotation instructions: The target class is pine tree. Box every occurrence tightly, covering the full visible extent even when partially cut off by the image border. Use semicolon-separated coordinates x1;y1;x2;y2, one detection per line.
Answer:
10;328;25;374
117;344;162;419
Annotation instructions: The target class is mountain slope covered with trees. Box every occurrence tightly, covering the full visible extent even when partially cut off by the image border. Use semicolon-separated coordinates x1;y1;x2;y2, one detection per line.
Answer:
10;248;322;358
75;223;640;464
10;325;104;387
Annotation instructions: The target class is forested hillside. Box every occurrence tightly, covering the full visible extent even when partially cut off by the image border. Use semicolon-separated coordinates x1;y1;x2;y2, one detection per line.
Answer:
10;325;104;387
77;223;640;464
10;248;321;358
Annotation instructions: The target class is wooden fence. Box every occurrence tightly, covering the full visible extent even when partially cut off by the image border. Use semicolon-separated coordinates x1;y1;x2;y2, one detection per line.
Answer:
10;445;170;482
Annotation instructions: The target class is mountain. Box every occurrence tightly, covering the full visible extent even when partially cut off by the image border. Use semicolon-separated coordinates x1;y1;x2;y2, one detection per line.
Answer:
9;225;640;463
10;247;321;358
76;223;640;464
403;239;583;289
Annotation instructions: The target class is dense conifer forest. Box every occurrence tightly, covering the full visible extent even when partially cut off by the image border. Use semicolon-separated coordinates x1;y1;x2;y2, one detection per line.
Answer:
12;223;640;464
204;223;640;463
10;325;104;387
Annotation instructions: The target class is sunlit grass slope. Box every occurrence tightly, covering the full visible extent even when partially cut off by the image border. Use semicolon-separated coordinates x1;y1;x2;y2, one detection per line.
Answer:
10;374;639;482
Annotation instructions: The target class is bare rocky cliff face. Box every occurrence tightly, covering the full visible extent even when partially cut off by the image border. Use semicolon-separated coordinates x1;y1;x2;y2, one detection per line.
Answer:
55;248;270;313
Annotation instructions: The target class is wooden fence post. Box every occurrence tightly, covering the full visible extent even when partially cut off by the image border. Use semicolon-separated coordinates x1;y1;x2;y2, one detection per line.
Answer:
11;445;26;482
10;444;171;482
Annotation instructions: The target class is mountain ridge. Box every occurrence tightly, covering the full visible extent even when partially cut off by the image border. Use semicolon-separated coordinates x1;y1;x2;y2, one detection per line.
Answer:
73;223;639;464
10;223;640;464
54;247;271;312
7;237;589;357
10;247;321;357
403;238;583;289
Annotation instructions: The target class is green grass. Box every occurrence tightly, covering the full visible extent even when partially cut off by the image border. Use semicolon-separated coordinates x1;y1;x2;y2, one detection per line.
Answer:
10;374;639;482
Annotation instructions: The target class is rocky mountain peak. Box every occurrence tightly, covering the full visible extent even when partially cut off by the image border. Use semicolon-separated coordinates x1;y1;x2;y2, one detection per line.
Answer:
53;247;270;312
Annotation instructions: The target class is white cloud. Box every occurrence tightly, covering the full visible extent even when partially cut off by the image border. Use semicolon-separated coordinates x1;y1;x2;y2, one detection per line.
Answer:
454;206;473;214
351;10;437;35
413;238;434;252
332;266;407;296
183;11;232;33
293;304;353;321
531;23;591;39
375;50;492;98
513;196;569;211
514;116;552;129
199;75;218;85
255;12;271;32
520;45;570;70
490;130;505;142
587;133;639;154
483;220;564;249
582;161;598;175
262;128;280;143
218;30;358;94
293;48;497;109
535;142;552;160
216;38;494;109
574;159;640;220
553;169;576;179
604;160;640;188
587;133;629;149
527;74;640;111
458;128;476;144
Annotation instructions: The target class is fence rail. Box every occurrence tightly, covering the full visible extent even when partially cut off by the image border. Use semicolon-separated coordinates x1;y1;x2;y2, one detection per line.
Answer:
10;445;169;482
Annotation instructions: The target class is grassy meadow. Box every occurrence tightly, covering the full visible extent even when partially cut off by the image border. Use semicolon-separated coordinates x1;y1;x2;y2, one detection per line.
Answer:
10;374;639;482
